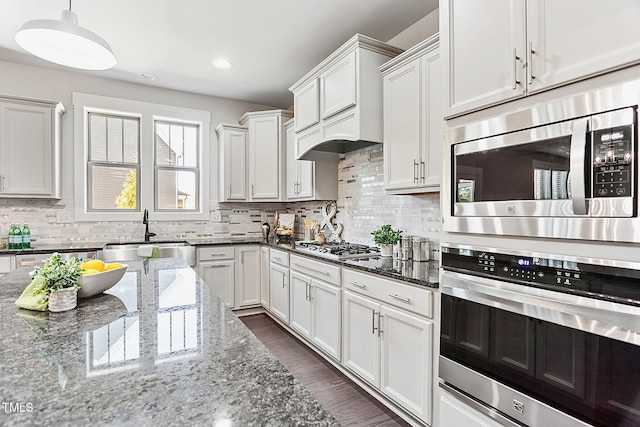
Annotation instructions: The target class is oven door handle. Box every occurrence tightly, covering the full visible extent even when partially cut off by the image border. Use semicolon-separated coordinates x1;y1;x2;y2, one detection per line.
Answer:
439;381;522;427
570;117;590;215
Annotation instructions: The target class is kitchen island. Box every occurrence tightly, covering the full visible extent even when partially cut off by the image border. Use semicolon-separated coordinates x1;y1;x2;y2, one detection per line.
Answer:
0;258;337;426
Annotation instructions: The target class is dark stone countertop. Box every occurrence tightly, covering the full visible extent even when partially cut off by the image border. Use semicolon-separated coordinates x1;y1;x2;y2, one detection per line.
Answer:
0;259;337;426
264;242;439;289
1;238;439;288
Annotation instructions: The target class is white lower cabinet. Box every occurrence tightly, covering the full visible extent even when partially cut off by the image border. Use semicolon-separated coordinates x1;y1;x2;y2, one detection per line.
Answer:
235;245;261;308
343;268;434;425
197;245;260;310
439;386;502;427
260;246;270;309
269;249;290;323
198;246;235;308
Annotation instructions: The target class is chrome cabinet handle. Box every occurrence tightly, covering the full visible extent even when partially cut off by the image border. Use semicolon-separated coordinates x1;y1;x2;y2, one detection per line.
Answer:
413;159;419;182
513;48;521;89
372;309;377;335
570;118;590;215
349;281;366;289
378;312;383;337
1;175;5;191
282;275;286;288
420;159;425;182
251;184;255;196
292;262;330;276
528;42;536;85
389;294;411;304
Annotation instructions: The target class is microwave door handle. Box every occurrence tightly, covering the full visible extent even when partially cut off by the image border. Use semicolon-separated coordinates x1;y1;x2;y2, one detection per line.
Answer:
570;118;590;215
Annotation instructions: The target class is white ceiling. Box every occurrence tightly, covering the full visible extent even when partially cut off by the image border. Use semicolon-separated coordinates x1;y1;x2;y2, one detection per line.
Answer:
0;0;437;109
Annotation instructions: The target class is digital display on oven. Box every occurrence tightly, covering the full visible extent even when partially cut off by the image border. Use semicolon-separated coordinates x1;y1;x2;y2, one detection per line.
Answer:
512;256;534;269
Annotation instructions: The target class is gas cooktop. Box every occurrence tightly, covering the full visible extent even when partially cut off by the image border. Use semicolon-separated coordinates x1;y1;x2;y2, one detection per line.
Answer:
294;241;380;260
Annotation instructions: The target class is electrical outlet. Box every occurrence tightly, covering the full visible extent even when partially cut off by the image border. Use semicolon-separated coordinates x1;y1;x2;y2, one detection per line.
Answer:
210;210;222;222
261;212;267;223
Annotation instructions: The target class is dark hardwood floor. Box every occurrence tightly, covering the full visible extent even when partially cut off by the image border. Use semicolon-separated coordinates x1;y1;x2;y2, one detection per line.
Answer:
240;313;411;427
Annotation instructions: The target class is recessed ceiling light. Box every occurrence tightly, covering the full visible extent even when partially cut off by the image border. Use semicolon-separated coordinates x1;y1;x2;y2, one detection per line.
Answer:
138;72;158;81
212;58;232;69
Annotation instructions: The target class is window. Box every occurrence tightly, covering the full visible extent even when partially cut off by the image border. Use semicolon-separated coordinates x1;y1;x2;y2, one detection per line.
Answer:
87;113;140;211
154;121;199;211
73;93;210;221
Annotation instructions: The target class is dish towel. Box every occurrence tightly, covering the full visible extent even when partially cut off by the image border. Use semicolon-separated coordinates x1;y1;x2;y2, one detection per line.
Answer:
137;245;160;258
15;276;49;311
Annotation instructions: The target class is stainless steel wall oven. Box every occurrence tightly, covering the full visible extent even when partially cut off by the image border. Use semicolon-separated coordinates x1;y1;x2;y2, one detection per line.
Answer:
440;243;640;427
443;78;640;243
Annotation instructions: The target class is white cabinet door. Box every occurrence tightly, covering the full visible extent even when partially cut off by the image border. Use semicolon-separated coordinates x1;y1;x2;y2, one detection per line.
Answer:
290;271;312;338
421;49;443;190
527;0;640;94
235;245;260;308
0;102;56;197
248;114;280;200
321;50;357;119
269;263;290;323
294;78;320;132
217;124;247;201
286;118;315;200
380;304;433;424
199;260;235;308
440;387;504;427
310;279;341;361
260;246;270;308
383;58;422;190
442;0;526;117
342;290;380;387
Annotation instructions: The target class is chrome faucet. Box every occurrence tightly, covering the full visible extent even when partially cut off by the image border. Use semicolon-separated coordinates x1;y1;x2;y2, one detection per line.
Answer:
143;208;156;242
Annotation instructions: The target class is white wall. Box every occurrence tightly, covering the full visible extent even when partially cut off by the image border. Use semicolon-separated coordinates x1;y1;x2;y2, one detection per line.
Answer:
386;10;438;49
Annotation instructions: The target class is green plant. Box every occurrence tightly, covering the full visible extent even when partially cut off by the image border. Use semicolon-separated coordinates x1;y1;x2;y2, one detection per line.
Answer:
371;224;403;246
31;253;83;298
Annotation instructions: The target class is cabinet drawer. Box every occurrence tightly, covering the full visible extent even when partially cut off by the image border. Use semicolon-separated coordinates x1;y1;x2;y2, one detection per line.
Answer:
290;254;340;286
197;246;234;261
270;249;289;267
343;268;433;318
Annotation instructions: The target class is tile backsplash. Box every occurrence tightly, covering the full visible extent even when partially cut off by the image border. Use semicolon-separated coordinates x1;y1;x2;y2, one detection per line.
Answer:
3;145;441;258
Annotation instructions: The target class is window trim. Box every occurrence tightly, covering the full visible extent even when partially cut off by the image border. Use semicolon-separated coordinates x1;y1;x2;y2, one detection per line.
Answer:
73;93;211;222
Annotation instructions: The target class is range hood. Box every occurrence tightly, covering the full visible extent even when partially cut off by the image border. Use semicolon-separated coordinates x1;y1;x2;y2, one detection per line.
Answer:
289;33;404;162
296;137;380;161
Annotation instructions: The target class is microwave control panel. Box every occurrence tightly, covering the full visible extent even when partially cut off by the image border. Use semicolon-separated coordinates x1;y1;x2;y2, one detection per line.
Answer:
592;125;634;198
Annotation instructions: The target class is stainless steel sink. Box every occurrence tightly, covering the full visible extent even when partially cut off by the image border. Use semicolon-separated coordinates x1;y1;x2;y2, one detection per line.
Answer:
98;241;196;266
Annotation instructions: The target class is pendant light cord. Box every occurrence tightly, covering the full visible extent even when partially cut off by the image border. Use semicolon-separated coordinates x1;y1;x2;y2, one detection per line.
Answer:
69;0;72;11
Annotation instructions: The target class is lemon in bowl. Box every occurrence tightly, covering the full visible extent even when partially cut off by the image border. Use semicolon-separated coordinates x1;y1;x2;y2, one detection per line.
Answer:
78;261;128;299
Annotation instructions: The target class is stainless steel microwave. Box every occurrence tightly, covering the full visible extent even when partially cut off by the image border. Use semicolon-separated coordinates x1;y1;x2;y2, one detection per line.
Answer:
443;78;640;243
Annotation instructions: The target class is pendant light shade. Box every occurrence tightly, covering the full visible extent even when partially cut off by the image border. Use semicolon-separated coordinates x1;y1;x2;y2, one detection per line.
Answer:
15;9;116;70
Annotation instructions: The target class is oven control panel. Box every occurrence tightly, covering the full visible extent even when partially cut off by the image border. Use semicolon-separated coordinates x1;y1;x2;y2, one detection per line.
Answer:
592;124;634;198
443;247;585;291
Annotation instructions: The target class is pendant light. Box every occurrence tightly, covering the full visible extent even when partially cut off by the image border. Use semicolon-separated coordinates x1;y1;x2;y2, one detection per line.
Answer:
15;0;117;70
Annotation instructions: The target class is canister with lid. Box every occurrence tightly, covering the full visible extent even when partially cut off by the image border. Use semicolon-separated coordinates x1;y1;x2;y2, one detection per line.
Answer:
412;236;430;261
401;235;412;260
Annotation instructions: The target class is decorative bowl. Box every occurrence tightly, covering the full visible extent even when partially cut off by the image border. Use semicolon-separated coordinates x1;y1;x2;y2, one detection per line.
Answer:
78;264;128;299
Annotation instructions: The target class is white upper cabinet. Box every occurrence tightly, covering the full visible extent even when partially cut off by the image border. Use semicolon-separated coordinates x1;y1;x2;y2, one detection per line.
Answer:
294;78;320;133
381;35;442;193
285;118;338;201
321;50;357;119
289;34;403;160
216;123;248;201
239;109;293;201
0;97;64;198
442;0;640;118
526;0;640;94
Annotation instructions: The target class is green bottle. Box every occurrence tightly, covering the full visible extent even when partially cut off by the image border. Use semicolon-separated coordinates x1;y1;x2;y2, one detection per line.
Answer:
21;224;30;249
8;224;17;249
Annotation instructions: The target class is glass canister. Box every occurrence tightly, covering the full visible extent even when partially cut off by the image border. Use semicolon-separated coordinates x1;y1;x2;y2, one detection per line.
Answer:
401;235;412;261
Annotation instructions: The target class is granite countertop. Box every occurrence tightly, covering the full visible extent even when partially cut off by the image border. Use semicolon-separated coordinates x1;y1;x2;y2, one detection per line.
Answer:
265;242;439;288
0;259;337;426
2;238;439;288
